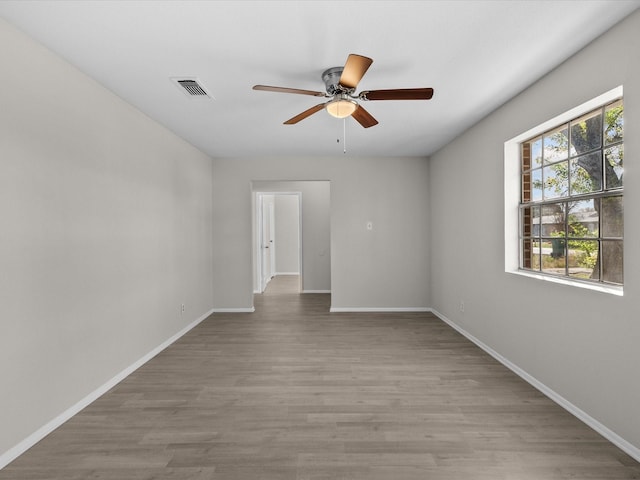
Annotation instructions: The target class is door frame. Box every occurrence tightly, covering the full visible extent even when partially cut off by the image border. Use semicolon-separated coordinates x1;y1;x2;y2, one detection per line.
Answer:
254;191;302;293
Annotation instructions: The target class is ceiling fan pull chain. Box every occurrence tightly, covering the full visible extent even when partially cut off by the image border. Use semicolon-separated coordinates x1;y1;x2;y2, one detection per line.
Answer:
343;118;347;154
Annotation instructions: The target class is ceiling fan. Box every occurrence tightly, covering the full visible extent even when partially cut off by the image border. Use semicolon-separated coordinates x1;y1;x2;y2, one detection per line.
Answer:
253;54;434;128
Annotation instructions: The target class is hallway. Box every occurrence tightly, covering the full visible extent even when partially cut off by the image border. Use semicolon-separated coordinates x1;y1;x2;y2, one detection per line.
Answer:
261;275;302;296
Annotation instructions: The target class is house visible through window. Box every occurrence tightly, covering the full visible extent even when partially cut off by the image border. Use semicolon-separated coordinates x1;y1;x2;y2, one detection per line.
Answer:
519;99;623;285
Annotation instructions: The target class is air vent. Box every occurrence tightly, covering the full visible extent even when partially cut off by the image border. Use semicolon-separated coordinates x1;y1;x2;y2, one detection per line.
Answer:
178;79;207;96
171;77;212;99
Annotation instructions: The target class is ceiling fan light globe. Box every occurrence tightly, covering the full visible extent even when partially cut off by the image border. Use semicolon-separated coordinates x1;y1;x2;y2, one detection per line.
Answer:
326;98;357;119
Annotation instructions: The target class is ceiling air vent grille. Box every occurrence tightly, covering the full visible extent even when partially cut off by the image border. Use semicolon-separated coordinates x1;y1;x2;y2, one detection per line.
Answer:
178;79;207;96
171;77;212;99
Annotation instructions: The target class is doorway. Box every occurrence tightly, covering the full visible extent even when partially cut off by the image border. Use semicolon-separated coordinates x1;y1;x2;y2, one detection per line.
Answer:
255;192;302;293
252;181;331;297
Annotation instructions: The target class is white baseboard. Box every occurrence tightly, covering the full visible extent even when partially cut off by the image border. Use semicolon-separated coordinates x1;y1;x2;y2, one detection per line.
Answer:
303;290;331;294
275;272;300;276
430;308;640;463
0;307;215;470
212;307;255;313
329;306;430;313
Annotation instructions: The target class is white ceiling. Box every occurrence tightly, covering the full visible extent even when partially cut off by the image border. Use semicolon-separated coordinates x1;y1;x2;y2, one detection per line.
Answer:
1;1;638;158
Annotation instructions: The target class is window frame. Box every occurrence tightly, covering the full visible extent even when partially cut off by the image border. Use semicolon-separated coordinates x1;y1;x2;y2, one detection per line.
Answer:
504;86;623;296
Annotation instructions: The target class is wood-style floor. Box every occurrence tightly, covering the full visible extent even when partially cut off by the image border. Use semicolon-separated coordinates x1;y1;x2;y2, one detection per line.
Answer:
2;275;639;479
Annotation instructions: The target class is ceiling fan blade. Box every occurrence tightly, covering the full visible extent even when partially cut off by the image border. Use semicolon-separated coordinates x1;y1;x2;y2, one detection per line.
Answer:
351;104;378;128
253;85;326;97
360;88;434;101
283;103;327;125
339;54;373;90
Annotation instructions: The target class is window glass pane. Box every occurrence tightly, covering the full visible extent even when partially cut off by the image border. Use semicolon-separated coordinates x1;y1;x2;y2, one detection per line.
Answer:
570;110;602;155
568;240;598;281
532;239;541;270
605;144;623;189
602;240;623;284
570;153;601;195
604;100;623;145
601;196;623;238
543;161;568;199
568;199;598;238
541;203;565;237
543;125;569;163
531;169;542;201
541;237;566;275
531;137;542;167
531;205;540;237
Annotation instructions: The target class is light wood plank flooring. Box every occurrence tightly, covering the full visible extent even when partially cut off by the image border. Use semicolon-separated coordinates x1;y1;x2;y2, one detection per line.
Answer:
2;275;639;479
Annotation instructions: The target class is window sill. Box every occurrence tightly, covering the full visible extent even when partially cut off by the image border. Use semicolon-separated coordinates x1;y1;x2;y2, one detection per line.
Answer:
509;269;623;296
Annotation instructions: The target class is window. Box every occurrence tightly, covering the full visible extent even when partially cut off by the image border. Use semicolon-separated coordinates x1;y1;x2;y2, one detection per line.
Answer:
519;99;623;285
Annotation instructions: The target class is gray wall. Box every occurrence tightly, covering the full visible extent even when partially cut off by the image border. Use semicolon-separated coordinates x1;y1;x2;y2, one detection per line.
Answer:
213;157;431;310
0;18;214;458
274;194;301;275
429;10;640;452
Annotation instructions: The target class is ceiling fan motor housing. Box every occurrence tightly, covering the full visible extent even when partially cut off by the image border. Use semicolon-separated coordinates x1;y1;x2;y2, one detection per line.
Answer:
322;67;349;95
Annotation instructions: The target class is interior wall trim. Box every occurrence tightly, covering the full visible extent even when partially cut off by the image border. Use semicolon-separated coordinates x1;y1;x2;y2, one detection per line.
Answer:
303;290;331;294
0;307;215;470
430;308;640;463
329;306;430;313
212;307;256;313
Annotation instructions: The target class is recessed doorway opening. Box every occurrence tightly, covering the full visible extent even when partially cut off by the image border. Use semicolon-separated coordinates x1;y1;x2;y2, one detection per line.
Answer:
251;181;331;299
254;191;302;294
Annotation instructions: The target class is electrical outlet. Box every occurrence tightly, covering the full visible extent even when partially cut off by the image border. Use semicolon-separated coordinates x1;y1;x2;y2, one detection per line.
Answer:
181;304;185;313
459;301;465;313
